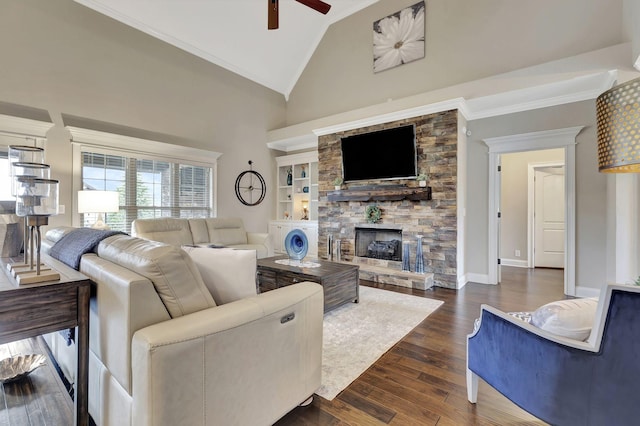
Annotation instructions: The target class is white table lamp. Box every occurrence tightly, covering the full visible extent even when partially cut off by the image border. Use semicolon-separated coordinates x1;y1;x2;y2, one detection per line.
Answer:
77;190;119;229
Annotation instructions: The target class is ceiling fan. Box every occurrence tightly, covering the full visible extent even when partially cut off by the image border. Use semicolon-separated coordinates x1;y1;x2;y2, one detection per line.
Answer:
268;0;332;30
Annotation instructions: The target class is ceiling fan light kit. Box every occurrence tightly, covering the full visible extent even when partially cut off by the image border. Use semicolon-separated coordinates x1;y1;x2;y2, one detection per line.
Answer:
268;0;331;30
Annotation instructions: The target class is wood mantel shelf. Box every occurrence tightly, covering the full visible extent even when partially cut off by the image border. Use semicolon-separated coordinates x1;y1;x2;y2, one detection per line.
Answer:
327;185;432;202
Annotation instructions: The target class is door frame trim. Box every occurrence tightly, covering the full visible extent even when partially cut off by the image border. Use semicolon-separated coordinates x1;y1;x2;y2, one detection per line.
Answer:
484;126;583;296
528;161;565;268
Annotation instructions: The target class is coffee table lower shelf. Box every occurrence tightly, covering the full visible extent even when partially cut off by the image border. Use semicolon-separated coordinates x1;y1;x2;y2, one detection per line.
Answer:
257;256;359;313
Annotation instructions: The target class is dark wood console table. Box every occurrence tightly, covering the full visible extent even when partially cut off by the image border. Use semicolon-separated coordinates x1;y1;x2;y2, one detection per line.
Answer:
0;255;90;426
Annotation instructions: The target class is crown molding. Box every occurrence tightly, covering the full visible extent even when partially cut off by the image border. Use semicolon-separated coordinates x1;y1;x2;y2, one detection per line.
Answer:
313;98;466;136
268;70;617;151
483;126;585;154
0;114;53;138
267;133;318;152
67;126;222;165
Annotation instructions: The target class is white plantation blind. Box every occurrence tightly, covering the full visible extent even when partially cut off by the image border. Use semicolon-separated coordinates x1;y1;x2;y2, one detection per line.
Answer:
81;151;213;233
69;127;221;232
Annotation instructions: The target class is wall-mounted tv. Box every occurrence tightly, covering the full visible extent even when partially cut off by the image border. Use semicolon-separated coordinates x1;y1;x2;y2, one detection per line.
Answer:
341;124;417;182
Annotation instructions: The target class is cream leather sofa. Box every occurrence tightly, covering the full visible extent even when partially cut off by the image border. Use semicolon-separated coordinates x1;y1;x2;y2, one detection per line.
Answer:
42;227;322;426
132;217;274;258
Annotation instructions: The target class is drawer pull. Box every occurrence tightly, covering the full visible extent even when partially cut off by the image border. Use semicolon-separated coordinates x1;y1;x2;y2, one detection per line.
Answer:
280;313;295;324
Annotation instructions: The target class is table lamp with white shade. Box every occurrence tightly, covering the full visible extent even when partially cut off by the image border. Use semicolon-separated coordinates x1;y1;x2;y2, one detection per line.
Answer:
77;190;120;230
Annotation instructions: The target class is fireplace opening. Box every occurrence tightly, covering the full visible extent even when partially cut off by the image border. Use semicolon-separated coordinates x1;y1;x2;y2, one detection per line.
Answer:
355;227;402;261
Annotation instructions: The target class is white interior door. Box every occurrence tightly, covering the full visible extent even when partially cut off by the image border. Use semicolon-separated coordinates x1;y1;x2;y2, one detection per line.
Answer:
534;167;565;268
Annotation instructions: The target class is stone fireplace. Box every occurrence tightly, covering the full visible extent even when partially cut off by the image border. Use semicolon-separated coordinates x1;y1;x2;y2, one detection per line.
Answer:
317;110;458;289
355;226;402;261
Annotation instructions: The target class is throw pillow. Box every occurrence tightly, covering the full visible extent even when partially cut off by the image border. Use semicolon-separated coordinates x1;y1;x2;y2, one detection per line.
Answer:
531;297;598;341
182;246;257;305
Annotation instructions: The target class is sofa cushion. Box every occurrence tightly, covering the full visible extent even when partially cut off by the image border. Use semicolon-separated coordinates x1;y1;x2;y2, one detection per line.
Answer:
204;218;248;246
132;218;194;246
98;235;216;317
531;297;598;341
182;246;257;304
187;218;210;245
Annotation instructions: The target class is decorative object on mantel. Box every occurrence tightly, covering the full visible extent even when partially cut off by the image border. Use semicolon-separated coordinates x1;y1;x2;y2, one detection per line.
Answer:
332;177;343;190
596;77;640;172
0;353;46;384
373;1;425;73
284;228;309;262
402;241;411;272
328;184;431;202
365;204;382;224
415;235;425;274
417;172;429;187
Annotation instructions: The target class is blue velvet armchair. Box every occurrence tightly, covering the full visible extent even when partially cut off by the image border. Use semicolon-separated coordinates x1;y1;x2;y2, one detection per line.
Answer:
467;284;640;426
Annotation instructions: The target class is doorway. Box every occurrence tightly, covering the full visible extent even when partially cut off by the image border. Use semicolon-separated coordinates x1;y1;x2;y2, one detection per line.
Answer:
531;163;565;269
484;127;583;296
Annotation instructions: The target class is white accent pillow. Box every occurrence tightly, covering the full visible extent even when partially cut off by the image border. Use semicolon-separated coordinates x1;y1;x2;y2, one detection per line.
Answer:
531;297;599;341
182;246;257;305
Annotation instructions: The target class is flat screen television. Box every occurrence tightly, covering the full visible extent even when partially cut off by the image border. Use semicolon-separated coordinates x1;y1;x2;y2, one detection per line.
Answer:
340;124;417;182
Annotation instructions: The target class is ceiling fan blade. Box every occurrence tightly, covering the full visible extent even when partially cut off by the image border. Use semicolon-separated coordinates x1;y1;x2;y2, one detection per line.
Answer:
295;0;331;15
268;0;279;30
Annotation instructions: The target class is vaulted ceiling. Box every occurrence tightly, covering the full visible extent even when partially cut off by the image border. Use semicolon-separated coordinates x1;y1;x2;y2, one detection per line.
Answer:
74;0;380;99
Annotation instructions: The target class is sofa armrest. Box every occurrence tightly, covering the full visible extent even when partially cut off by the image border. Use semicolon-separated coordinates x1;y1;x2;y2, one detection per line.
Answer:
131;282;323;426
247;232;274;256
80;254;171;395
467;305;598;423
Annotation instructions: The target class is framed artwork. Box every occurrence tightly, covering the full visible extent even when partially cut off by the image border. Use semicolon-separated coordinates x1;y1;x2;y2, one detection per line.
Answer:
373;1;425;73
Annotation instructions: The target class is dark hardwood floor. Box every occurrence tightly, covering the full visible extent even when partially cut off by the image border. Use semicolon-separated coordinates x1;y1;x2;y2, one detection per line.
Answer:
276;266;565;425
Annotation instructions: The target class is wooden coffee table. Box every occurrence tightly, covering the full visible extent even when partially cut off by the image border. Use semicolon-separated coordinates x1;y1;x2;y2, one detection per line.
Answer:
257;256;359;313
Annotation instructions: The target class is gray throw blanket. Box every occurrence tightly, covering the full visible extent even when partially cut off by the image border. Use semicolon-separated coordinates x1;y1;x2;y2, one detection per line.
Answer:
49;228;125;270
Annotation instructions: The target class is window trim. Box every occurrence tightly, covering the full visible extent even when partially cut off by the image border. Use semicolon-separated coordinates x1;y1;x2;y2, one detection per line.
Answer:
69;127;221;228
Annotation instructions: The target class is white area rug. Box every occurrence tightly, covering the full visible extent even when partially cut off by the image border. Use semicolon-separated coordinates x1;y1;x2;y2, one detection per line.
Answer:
317;286;443;400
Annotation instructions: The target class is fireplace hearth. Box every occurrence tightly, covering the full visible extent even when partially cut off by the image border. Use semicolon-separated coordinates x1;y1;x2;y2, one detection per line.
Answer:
355;227;402;261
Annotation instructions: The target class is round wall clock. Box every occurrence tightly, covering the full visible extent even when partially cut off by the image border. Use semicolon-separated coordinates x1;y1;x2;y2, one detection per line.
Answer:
235;161;266;206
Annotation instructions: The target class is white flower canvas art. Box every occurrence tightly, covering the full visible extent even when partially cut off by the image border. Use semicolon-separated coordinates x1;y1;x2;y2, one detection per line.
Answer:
373;1;425;73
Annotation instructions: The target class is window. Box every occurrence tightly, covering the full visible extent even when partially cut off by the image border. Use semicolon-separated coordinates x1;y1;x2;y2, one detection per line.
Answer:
0;151;11;201
81;151;213;233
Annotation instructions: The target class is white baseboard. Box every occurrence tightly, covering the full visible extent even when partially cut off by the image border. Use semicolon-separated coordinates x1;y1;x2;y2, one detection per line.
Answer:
575;286;602;298
457;274;467;289
466;273;491;284
500;258;529;268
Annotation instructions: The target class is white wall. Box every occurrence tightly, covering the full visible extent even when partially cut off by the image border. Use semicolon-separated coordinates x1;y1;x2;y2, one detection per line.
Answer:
287;0;624;125
466;100;607;292
0;0;286;232
623;0;640;69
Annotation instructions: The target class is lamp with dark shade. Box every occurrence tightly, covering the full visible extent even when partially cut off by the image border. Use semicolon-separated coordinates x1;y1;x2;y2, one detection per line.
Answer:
596;77;640;173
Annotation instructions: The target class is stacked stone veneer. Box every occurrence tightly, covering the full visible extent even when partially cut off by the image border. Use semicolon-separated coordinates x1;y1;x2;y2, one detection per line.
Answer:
318;110;458;289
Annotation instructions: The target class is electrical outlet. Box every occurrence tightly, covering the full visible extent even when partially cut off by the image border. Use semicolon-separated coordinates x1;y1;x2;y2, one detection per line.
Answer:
515;249;521;257
58;204;65;214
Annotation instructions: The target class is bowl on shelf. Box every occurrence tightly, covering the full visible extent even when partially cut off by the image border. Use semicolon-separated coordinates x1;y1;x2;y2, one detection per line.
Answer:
0;354;46;383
